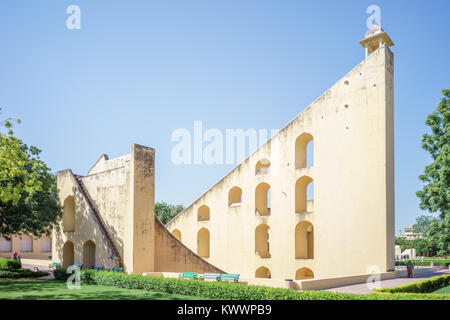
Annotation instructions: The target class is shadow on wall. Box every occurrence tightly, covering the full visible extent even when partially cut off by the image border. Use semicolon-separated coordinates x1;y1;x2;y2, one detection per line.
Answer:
54;180;124;270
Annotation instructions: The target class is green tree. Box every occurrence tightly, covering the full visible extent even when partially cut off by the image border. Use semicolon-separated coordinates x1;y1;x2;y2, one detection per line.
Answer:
0;113;62;238
155;201;185;224
413;215;440;235
395;237;409;252
427;216;450;256
416;89;450;256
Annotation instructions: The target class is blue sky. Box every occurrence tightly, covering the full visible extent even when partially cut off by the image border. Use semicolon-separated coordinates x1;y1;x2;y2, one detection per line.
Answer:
0;1;448;233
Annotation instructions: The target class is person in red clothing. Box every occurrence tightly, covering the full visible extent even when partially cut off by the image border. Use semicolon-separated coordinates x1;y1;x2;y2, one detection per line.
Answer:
12;251;18;260
407;261;414;278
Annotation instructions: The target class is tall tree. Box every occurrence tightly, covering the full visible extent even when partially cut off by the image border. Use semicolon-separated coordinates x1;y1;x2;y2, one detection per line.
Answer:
416;89;450;255
413;215;440;235
0;112;62;238
155;202;185;224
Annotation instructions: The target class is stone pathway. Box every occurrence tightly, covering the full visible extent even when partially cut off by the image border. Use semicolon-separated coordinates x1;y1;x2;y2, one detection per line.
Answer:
326;268;450;294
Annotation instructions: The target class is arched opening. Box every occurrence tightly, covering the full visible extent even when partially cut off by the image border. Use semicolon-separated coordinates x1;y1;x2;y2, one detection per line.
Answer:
255;266;271;278
295;267;314;280
197;228;210;258
295;133;313;169
255;182;271;216
172;229;181;241
0;238;12;252
197;205;210;221
295;176;314;213
62;241;74;268
228;186;242;207
255;159;271;175
255;224;271;258
63;196;75;232
295;221;314;259
83;240;96;269
41;237;51;253
20;235;33;252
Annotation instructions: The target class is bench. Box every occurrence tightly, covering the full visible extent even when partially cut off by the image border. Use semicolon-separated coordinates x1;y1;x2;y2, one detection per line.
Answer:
71;264;83;269
111;267;123;272
220;274;240;282
91;266;105;271
178;272;198;279
202;273;221;281
48;262;61;270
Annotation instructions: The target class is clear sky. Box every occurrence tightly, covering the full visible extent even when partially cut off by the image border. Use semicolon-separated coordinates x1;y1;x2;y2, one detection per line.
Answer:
1;1;448;234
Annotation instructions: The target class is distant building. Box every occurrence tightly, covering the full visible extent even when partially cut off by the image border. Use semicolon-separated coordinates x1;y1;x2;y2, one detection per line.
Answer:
0;235;52;260
398;226;423;241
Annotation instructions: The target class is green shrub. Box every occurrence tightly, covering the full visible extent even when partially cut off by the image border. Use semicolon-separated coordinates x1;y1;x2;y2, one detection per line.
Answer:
16;269;48;278
0;268;48;279
72;270;450;300
53;268;71;281
395;259;450;267
374;274;450;294
79;270;360;300
0;259;21;270
0;270;21;278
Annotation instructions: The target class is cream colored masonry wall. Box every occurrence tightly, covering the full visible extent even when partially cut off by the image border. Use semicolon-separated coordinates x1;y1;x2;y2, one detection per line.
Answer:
167;45;395;280
54;144;228;274
88;154;130;175
52;163;130;269
80;163;130;260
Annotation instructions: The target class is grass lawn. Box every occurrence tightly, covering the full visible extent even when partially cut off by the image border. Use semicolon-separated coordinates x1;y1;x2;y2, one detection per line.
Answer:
0;278;206;300
431;285;450;294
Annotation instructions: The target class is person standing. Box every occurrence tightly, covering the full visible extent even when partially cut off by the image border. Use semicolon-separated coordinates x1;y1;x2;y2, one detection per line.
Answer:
407;261;414;278
12;251;18;260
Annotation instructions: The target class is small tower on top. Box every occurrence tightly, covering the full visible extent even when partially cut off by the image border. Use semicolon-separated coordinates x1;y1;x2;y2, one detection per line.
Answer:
359;25;394;58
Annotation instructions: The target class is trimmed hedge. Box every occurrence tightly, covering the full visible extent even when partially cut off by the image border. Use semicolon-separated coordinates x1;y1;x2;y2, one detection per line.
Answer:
0;259;21;270
54;268;71;281
374;274;450;294
48;269;450;300
0;268;48;279
0;271;20;278
395;259;450;267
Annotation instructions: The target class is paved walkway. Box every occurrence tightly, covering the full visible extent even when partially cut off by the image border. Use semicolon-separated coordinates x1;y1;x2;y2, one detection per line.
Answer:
326;268;450;294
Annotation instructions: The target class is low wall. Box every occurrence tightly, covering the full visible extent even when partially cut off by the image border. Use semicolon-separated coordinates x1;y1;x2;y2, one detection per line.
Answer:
298;267;438;290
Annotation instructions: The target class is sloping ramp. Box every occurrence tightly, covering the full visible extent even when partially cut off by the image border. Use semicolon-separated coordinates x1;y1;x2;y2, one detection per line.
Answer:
154;217;224;274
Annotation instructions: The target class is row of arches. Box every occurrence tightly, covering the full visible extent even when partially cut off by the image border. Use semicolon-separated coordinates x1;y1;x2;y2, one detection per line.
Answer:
227;176;313;215
255;221;314;259
172;221;313;260
255;266;314;280
171;228;211;258
0;236;51;253
63;133;313;229
62;240;96;269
